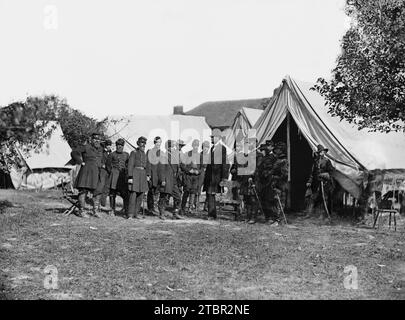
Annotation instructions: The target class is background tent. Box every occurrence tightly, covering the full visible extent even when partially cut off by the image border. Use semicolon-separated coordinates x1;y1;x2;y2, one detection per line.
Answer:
185;98;267;131
6;121;74;190
225;107;263;150
254;75;405;209
105;114;212;152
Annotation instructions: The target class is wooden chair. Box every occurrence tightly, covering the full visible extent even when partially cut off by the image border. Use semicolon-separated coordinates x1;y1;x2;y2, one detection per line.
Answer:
372;182;401;231
218;180;242;220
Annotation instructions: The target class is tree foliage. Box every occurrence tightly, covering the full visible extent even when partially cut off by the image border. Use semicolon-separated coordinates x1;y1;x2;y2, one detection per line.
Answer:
24;95;107;148
0;95;107;172
313;0;405;132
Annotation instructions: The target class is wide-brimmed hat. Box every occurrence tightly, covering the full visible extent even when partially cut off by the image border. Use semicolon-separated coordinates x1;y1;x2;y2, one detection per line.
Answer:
258;144;268;151
178;139;186;147
315;144;328;154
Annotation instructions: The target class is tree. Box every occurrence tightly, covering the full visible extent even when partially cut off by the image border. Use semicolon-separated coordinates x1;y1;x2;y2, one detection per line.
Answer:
0;95;107;174
0;101;53;172
24;95;108;148
313;0;405;132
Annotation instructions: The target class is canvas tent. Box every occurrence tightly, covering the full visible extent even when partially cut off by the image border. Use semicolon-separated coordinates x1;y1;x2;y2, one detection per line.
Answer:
2;121;74;190
225;107;263;150
254;75;405;209
105;114;212;152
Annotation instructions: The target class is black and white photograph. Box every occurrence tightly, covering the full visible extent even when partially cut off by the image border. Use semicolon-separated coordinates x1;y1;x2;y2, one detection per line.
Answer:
0;0;404;305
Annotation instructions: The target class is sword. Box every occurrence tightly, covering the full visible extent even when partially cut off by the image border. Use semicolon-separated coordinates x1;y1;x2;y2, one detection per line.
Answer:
250;181;265;217
275;193;288;225
320;181;331;221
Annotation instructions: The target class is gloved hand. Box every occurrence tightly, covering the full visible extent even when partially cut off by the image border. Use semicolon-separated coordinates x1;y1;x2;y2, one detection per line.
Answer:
128;178;133;184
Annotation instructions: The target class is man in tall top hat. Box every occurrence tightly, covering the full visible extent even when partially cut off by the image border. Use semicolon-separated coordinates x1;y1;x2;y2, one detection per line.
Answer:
203;130;230;220
146;136;162;215
156;140;182;220
306;144;335;220
106;138;129;216
127;136;149;219
71;132;104;218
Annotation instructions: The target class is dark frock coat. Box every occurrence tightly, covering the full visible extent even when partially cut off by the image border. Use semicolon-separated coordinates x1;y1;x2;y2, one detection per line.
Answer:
203;144;230;194
106;151;129;191
72;144;103;190
127;148;149;193
146;148;161;187
181;150;201;193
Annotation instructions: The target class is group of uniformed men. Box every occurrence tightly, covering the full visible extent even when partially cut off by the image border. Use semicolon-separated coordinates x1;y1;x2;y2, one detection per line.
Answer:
71;131;334;223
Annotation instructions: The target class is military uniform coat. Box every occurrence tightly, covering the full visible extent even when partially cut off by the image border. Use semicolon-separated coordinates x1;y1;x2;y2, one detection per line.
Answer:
203;144;230;194
157;151;180;195
72;144;103;190
231;152;255;196
146;148;161;187
181;150;201;193
307;156;335;195
128;148;148;193
106;151;129;191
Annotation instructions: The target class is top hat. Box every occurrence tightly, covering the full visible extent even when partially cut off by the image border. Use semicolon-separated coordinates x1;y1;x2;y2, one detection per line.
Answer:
315;144;328;154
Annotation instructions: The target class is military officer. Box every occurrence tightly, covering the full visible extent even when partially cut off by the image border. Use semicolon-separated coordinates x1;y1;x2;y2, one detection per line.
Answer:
146;136;162;215
197;140;211;211
95;139;112;211
71;132;104;218
231;138;258;223
127;136;149;219
255;140;278;223
306;144;335;220
156;140;182;220
180;139;201;215
106;138;129;216
268;141;289;225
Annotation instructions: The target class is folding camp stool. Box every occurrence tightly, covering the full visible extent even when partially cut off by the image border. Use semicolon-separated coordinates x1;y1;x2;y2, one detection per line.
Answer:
61;183;80;216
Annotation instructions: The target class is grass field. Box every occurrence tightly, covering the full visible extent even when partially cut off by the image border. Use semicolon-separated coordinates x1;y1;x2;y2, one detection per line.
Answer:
0;189;404;300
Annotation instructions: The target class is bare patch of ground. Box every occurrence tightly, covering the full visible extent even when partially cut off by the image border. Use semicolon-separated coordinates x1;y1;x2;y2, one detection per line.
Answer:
0;189;404;300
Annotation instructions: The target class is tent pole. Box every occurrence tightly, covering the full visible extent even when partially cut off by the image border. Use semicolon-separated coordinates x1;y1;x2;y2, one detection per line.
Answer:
286;112;291;209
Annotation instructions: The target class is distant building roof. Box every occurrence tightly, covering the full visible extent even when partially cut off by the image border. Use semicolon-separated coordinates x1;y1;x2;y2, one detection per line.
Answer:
185;98;270;129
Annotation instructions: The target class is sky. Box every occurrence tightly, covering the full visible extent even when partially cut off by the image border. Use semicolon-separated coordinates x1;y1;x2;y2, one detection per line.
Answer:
0;0;349;120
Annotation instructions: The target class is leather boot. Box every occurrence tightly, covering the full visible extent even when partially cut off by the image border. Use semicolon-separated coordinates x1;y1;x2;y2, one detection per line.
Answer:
78;192;90;218
189;194;196;214
92;195;102;218
109;195;116;216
